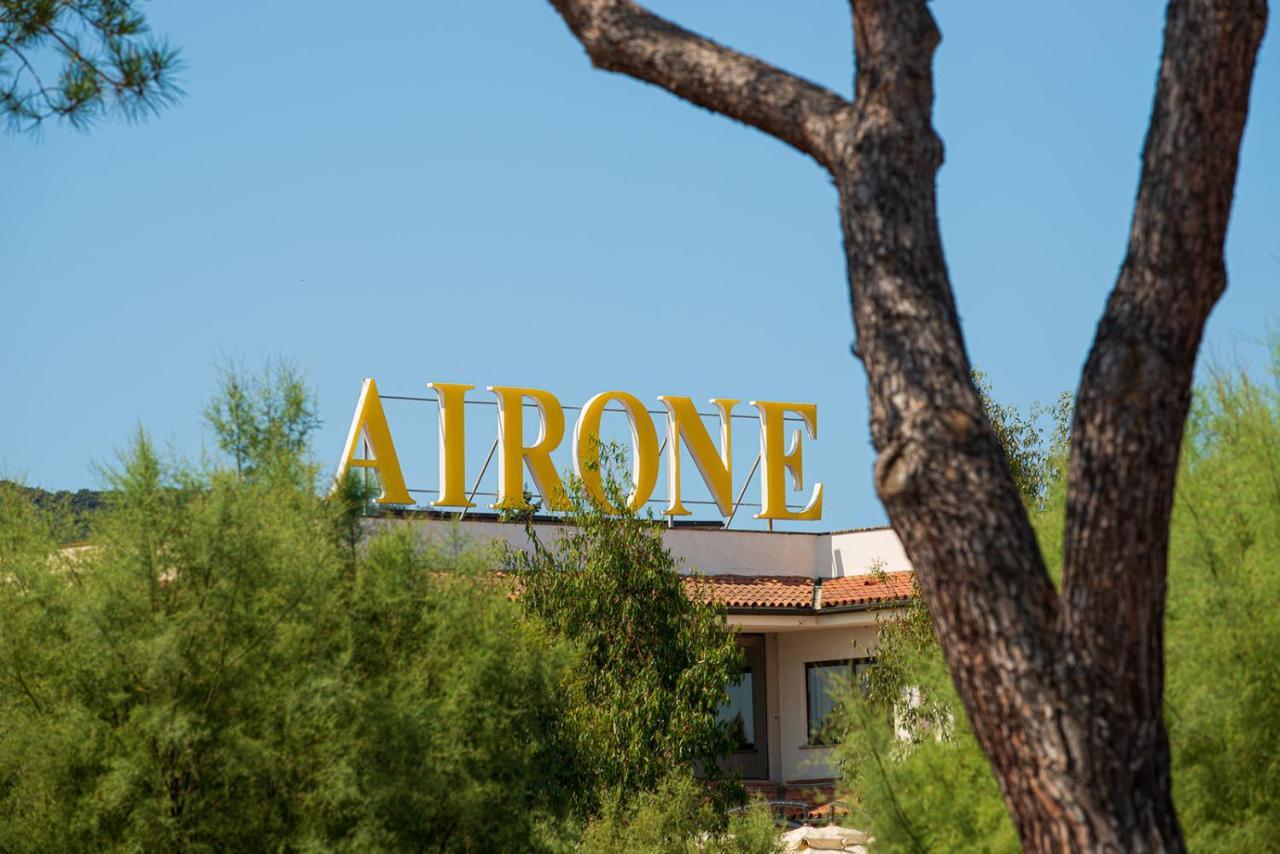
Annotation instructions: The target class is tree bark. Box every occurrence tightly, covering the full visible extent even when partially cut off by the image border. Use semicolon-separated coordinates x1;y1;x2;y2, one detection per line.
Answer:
1053;2;1268;848
543;0;1268;849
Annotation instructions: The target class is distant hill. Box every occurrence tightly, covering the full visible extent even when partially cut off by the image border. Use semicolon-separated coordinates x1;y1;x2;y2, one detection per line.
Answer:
1;481;107;543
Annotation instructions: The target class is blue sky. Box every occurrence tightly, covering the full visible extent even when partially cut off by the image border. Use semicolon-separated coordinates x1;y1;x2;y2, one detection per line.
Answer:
3;1;1277;531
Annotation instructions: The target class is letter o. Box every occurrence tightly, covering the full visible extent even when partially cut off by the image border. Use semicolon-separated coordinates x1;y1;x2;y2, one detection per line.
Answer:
573;390;659;513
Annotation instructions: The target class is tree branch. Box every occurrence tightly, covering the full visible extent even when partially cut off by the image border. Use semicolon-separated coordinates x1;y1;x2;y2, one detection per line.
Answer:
1058;0;1267;821
546;0;852;168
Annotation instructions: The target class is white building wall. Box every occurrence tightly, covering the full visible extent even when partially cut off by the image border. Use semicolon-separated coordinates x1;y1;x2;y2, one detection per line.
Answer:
662;528;829;578
828;528;911;578
775;626;878;783
382;516;910;581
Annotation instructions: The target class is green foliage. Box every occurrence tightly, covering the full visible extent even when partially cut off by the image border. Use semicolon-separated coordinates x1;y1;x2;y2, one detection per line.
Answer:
1165;354;1280;850
504;442;744;809
832;567;1020;852
203;360;322;484
972;369;1072;509
835;696;1016;854
0;369;775;850
0;374;581;851
838;356;1280;851
578;771;781;854
0;479;101;543
0;0;181;132
295;528;580;852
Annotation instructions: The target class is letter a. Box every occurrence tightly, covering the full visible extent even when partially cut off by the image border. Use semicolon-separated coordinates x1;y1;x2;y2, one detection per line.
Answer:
335;378;413;505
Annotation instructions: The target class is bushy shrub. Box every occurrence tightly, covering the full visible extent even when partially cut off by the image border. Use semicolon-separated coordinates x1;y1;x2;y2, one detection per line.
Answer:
0;371;581;851
578;771;780;854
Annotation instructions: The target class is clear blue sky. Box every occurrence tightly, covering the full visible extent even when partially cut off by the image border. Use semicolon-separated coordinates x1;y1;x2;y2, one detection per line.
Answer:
3;1;1277;531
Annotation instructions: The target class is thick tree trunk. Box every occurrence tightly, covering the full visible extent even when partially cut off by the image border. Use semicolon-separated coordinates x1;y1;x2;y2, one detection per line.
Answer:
543;0;1268;849
829;1;1264;846
1049;2;1268;848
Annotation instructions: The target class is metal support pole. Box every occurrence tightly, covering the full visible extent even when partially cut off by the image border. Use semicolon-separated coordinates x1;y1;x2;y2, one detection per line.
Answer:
724;453;761;530
653;436;675;527
459;436;500;520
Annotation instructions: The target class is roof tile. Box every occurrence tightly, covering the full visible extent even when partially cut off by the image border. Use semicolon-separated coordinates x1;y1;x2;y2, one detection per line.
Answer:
686;574;815;610
819;571;915;609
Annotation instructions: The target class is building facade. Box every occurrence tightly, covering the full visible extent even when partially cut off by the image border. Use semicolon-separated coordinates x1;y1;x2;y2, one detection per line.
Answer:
389;516;914;792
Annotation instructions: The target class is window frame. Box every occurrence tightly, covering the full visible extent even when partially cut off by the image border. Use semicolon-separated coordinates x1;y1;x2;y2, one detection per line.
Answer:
804;656;874;747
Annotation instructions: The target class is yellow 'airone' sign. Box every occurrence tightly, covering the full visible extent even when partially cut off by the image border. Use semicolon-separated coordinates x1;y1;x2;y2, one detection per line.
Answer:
336;379;823;522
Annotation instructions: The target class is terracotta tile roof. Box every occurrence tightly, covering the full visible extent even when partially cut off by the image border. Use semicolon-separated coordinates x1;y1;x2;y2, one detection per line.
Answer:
686;574;816;609
818;570;915;609
497;569;914;613
686;570;915;612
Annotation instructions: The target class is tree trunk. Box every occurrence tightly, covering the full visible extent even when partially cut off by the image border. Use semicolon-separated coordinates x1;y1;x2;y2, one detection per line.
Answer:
543;0;1268;848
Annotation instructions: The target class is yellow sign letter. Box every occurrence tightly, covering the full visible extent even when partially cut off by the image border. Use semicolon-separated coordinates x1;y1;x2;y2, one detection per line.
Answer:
335;378;413;505
488;385;568;511
573;391;659;513
427;381;474;508
753;400;823;521
657;395;737;516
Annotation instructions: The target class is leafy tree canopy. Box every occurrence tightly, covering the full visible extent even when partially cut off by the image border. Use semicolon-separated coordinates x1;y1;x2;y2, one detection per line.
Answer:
0;480;103;542
503;442;745;810
203;359;322;485
0;369;581;850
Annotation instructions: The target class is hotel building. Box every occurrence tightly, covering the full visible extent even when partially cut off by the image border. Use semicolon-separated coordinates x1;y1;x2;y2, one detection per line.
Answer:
387;515;914;796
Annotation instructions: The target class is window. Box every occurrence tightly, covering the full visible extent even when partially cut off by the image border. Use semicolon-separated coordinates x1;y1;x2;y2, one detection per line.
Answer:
805;658;873;746
717;666;756;749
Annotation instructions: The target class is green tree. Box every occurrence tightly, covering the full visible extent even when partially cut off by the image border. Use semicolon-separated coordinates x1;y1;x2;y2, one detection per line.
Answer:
503;443;744;809
0;370;582;851
296;527;581;852
1164;353;1280;850
540;0;1266;844
971;371;1072;510
0;368;788;850
836;356;1280;851
0;432;342;849
203;360;322;484
1;0;180;132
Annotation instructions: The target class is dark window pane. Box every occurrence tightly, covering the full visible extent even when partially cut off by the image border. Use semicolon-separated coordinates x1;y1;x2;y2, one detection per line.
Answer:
718;668;755;749
806;659;872;746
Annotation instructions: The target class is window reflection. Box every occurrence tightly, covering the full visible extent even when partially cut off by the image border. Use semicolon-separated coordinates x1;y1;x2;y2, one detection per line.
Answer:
718;668;755;749
806;658;872;746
